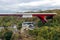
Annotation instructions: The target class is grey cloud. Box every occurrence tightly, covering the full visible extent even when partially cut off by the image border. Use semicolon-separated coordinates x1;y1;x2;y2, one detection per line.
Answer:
0;0;60;12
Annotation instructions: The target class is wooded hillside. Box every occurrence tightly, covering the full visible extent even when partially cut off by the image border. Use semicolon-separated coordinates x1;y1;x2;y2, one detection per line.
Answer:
0;9;60;40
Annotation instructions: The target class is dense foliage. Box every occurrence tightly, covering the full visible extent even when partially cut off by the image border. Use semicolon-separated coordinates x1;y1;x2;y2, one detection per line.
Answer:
4;30;13;40
29;26;60;40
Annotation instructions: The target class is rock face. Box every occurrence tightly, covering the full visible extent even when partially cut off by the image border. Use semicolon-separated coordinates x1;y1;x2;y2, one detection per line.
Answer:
0;39;2;40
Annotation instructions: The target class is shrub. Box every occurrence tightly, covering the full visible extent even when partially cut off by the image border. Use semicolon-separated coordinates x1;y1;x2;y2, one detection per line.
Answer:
4;30;13;40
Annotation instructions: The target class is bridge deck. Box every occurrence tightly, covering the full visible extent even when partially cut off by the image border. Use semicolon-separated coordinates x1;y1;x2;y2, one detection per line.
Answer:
0;13;56;16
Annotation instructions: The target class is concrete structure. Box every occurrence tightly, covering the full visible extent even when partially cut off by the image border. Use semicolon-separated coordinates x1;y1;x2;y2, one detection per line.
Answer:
21;22;35;33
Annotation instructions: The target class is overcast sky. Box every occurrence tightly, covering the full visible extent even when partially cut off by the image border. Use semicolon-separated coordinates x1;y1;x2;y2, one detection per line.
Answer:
0;0;60;12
